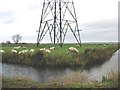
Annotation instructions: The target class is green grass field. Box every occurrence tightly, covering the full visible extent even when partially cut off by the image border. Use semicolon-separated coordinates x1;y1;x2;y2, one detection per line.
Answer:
1;43;119;66
1;43;117;53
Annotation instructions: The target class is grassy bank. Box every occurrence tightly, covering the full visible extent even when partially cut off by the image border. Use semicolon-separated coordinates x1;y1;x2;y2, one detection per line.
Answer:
1;43;119;66
2;70;119;88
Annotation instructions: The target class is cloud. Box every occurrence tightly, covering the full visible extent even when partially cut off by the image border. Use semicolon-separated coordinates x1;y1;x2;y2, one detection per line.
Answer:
0;11;16;24
81;31;118;42
0;0;118;43
82;19;117;30
28;4;40;10
80;19;118;42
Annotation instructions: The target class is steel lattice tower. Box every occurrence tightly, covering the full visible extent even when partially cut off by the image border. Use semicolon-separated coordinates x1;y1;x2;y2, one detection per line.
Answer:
37;0;81;47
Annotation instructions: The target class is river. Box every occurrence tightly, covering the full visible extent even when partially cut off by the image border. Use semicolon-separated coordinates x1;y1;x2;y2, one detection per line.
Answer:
1;49;119;83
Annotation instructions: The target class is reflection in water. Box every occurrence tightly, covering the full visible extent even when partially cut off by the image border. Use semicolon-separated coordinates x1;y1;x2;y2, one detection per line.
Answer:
86;49;119;81
1;49;119;82
2;64;72;83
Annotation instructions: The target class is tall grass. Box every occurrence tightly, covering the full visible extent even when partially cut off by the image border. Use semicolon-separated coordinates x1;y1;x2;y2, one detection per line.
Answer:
105;69;118;82
48;71;88;85
2;70;119;88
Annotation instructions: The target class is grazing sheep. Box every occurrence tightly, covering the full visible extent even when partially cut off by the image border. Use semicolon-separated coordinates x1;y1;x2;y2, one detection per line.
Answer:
29;49;35;56
45;49;51;54
11;49;17;53
39;48;51;54
69;47;79;53
23;46;27;49
77;45;80;47
13;46;21;49
0;50;5;53
39;48;46;51
50;47;55;50
30;49;35;53
103;44;106;47
18;50;29;54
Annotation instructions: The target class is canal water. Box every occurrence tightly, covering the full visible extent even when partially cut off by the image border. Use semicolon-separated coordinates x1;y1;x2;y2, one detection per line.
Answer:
1;49;119;82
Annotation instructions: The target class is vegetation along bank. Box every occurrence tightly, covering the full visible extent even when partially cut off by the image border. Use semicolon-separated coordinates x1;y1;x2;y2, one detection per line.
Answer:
2;70;119;88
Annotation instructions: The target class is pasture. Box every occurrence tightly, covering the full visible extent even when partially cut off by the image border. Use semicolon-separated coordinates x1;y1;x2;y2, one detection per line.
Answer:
1;43;119;66
1;43;116;53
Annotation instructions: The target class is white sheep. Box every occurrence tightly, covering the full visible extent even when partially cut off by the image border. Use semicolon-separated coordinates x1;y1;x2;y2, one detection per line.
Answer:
39;48;51;54
69;47;79;53
50;47;55;50
0;50;5;53
23;46;27;49
18;50;29;54
103;44;106;47
77;45;80;47
30;49;35;53
45;49;51;54
11;49;17;53
39;48;46;51
29;49;35;56
13;46;21;49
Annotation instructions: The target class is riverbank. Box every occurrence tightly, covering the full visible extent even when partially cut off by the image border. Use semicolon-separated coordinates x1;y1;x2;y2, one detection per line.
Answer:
1;43;119;67
2;70;119;88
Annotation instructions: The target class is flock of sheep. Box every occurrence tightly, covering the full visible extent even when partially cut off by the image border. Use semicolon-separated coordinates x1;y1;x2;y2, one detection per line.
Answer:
0;45;80;55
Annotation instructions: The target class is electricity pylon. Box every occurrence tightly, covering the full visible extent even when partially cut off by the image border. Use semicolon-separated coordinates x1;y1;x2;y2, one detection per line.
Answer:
37;0;81;47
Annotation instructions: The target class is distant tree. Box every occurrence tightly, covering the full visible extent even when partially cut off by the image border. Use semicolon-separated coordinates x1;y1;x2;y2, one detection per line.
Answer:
12;34;22;44
6;40;11;44
1;42;5;44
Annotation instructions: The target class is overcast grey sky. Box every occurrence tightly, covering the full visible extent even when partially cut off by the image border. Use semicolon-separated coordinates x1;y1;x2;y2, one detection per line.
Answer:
0;0;119;43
